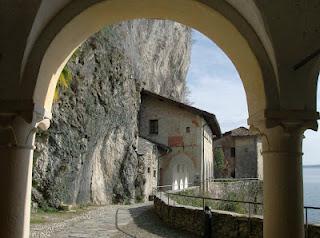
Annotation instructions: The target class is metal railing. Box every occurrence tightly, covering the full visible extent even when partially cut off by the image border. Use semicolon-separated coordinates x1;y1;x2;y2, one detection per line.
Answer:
153;185;320;236
208;177;260;182
154;186;261;235
167;192;261;209
155;183;197;192
153;184;197;201
305;206;320;237
153;185;261;216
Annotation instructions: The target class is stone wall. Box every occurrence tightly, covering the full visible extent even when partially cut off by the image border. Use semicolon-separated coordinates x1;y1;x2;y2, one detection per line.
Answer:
154;196;320;238
307;225;320;238
154;196;263;237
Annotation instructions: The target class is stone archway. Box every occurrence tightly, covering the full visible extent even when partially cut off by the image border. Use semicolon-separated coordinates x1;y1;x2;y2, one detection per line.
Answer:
4;1;285;238
22;0;279;121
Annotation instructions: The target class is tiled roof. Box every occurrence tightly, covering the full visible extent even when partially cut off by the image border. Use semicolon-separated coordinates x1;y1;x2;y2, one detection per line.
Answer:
223;127;259;137
141;90;221;137
138;136;171;154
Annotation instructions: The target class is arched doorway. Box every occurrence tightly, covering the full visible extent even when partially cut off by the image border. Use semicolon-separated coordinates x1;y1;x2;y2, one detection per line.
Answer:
167;153;194;191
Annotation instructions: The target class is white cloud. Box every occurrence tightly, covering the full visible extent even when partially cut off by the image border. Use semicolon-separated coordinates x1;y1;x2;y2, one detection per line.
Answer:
188;74;248;131
187;30;248;132
187;29;320;165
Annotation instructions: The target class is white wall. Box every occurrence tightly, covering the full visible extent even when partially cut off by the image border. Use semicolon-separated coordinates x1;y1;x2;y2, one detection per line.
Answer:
256;138;263;180
139;96;215;189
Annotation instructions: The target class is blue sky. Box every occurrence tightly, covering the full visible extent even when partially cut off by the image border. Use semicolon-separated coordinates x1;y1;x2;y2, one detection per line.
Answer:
186;29;320;165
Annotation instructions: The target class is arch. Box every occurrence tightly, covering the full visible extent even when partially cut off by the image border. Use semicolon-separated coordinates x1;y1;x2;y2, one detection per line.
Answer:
168;153;194;190
305;56;320;111
22;0;279;121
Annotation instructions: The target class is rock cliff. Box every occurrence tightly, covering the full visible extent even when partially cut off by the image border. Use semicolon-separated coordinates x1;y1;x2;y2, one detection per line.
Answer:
32;19;191;208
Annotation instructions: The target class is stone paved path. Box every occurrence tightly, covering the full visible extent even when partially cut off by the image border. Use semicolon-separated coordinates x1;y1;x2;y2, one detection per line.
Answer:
31;202;198;238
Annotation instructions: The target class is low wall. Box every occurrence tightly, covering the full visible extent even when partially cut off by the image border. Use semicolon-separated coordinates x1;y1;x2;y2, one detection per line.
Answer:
154;196;320;238
154;196;263;237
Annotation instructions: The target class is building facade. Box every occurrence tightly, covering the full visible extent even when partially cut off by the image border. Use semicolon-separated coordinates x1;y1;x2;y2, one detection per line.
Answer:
213;127;263;179
136;137;159;201
139;90;221;191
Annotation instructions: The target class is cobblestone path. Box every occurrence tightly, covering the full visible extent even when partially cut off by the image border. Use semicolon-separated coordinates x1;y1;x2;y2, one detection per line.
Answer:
31;202;198;238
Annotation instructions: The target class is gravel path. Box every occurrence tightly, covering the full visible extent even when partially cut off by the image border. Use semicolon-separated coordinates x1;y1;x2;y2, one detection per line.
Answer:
30;203;198;238
31;205;121;238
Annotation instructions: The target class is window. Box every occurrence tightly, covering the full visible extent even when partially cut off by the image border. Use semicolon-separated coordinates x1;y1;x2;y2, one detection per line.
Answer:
153;170;156;178
231;147;236;157
149;120;158;134
177;164;180;173
147;167;150;173
186;127;190;133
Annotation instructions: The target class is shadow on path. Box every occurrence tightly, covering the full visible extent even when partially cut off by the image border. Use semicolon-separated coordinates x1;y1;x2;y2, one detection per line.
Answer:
115;208;136;238
115;204;198;238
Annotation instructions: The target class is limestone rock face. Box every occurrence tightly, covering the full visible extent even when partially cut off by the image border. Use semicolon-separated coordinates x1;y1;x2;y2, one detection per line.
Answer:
32;19;191;208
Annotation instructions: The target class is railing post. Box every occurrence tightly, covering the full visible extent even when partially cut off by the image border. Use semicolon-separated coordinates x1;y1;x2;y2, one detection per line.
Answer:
203;197;205;210
249;203;252;234
167;193;170;220
305;208;308;238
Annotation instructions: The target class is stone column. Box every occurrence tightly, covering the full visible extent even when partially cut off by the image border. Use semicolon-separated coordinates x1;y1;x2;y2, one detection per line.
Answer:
0;113;50;238
260;124;305;238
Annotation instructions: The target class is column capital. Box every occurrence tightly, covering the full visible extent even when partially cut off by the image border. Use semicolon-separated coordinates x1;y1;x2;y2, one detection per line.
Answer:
247;109;318;156
248;109;319;132
32;106;51;131
0;108;51;148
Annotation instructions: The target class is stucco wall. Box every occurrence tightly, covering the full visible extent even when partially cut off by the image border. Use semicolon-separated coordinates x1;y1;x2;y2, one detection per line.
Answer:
235;137;258;178
214;135;262;179
203;125;214;183
256;140;263;180
139;95;214;189
137;137;158;201
163;153;195;190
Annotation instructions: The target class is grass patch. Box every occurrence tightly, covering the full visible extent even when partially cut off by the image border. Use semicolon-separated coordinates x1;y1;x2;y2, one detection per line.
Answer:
30;206;92;225
170;189;247;214
30;216;47;224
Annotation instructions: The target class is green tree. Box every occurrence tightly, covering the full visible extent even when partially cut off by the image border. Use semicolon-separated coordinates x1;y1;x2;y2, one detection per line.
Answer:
214;147;225;170
54;67;73;101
